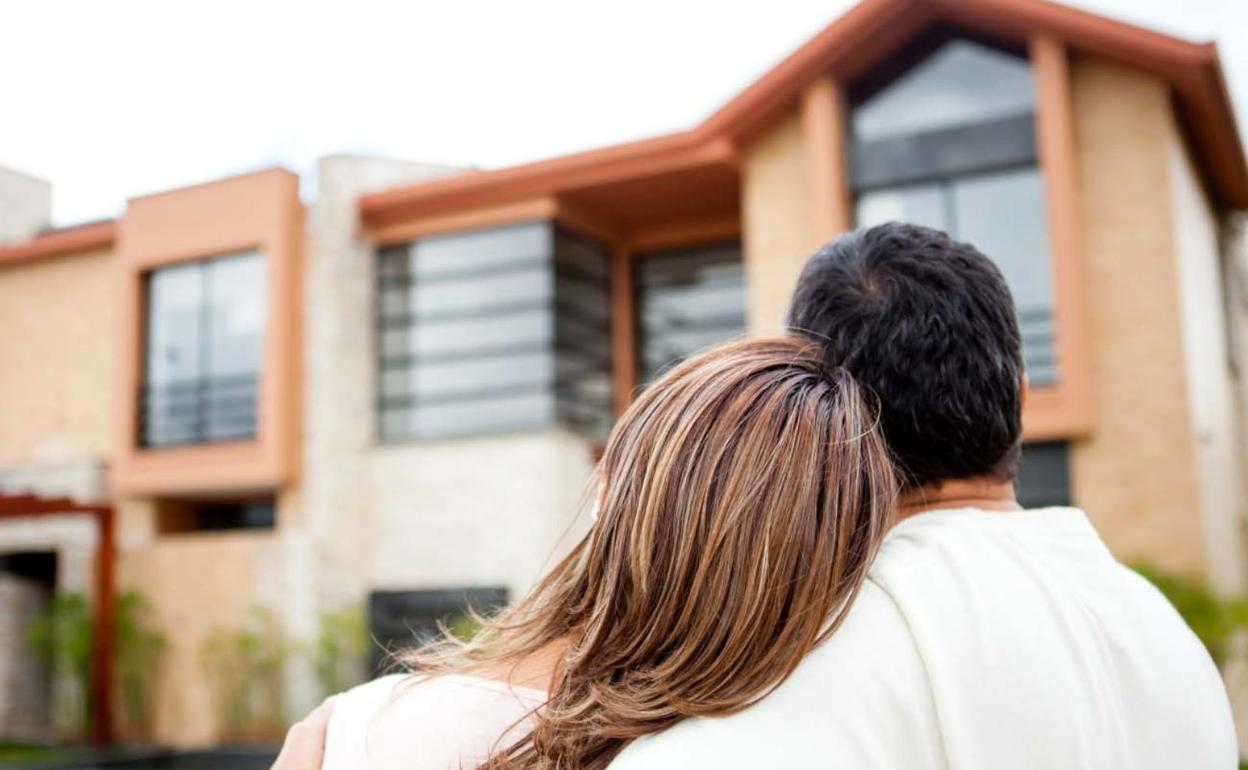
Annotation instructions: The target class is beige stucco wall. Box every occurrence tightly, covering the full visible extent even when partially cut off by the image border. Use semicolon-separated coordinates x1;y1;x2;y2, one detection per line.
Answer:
741;113;815;335
0;248;117;473
116;502;288;746
1067;56;1209;576
367;432;594;595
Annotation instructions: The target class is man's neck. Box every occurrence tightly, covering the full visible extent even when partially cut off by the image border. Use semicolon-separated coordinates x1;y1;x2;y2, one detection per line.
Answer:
898;476;1021;521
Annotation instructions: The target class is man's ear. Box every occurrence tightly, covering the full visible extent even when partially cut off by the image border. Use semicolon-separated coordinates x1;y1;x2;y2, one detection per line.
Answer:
1020;373;1029;410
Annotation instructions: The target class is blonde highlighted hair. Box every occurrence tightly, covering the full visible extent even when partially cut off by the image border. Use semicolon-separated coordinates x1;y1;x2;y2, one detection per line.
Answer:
402;336;898;768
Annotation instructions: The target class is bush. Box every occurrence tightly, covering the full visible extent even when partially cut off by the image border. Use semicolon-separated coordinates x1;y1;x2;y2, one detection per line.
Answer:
201;608;289;743
113;592;167;742
25;590;165;742
309;605;369;699
26;593;92;739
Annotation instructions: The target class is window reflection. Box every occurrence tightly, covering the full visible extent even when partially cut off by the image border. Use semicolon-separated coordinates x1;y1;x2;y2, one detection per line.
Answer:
636;242;746;382
376;222;612;442
142;251;265;446
853;39;1035;142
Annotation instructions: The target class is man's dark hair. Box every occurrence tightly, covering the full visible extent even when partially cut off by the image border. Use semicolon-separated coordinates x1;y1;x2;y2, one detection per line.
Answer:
785;222;1023;489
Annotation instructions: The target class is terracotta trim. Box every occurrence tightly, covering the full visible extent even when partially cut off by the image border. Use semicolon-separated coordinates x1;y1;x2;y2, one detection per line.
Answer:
627;215;741;253
113;169;302;496
800;76;854;248
1024;33;1095;441
610;243;638;417
704;0;934;142
554;199;624;246
0;220;116;267
371;198;559;246
359;135;738;229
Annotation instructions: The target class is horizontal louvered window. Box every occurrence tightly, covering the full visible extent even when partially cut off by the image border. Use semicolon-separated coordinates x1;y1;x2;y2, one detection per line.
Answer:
376;221;611;442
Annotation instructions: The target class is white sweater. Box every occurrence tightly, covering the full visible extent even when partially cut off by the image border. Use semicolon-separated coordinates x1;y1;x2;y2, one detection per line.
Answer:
323;673;544;770
325;508;1236;769
612;507;1237;769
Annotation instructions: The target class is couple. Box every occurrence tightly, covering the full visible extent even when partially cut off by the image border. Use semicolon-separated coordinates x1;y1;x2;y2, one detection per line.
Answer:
276;223;1236;769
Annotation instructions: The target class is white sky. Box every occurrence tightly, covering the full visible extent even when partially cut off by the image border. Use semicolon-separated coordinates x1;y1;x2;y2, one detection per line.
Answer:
2;0;1246;227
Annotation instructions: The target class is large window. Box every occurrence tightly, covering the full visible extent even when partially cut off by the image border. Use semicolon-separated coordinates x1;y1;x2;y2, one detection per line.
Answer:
141;251;265;447
635;241;745;382
851;38;1057;385
376;222;612;442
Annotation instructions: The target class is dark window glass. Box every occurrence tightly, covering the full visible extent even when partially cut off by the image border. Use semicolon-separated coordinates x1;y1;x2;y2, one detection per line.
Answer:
1016;442;1071;508
376;222;611;442
636;241;745;382
368;587;508;672
142;251;264;446
851;38;1056;386
156;497;276;534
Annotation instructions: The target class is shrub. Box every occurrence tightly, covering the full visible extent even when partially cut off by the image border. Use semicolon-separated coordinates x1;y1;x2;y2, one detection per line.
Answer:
201;608;288;743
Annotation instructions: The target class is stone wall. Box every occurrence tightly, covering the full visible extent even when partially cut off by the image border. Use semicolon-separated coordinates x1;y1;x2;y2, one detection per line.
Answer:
0;574;51;741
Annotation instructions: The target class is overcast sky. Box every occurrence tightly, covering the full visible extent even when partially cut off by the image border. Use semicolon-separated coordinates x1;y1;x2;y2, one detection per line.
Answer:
3;0;1247;227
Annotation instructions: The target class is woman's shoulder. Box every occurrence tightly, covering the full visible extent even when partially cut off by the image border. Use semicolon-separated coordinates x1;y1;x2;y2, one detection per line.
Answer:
324;673;546;770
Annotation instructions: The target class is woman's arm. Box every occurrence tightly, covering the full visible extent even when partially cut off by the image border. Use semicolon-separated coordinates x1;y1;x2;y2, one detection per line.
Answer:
271;698;333;770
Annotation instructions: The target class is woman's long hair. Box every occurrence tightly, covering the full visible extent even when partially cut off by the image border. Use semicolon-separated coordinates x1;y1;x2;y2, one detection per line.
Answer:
401;336;898;768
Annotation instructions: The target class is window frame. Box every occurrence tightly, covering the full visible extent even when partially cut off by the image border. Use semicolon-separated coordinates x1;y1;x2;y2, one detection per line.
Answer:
139;249;265;448
632;238;747;385
373;220;614;444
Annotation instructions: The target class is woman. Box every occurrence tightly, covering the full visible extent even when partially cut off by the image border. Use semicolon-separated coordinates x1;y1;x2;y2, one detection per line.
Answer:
321;337;897;769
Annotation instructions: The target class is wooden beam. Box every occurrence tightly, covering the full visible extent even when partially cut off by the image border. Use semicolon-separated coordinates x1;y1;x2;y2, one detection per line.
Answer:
92;506;116;744
611;244;638;416
800;76;854;247
1027;33;1095;439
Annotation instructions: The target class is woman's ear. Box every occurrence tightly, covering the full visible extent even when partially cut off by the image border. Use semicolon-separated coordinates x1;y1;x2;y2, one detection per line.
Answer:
1020;373;1029;410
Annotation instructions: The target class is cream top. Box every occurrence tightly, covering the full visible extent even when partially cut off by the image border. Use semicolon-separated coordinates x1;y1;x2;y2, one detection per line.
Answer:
323;673;546;770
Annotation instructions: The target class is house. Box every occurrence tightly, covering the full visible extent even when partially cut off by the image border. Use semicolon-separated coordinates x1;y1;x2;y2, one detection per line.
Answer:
1;0;1246;746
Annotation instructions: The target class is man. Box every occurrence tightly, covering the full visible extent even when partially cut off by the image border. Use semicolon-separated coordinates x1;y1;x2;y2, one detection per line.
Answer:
608;223;1236;768
274;223;1236;768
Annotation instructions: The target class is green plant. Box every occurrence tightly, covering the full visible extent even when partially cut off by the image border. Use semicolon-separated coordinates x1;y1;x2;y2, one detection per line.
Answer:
201;607;289;743
113;591;167;742
310;605;368;699
1132;563;1248;665
26;592;92;740
26;590;168;743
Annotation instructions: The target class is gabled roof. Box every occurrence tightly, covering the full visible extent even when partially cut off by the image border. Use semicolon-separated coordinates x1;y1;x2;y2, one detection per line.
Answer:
361;0;1248;226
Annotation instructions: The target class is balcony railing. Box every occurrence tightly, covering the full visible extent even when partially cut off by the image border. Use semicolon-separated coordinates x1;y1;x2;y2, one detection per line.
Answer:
138;372;258;447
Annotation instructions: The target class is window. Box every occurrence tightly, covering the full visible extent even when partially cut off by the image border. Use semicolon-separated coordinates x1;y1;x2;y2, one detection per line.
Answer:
1016;442;1071;508
141;251;265;447
156;497;276;534
635;241;746;382
376;222;612;442
852;38;1058;386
